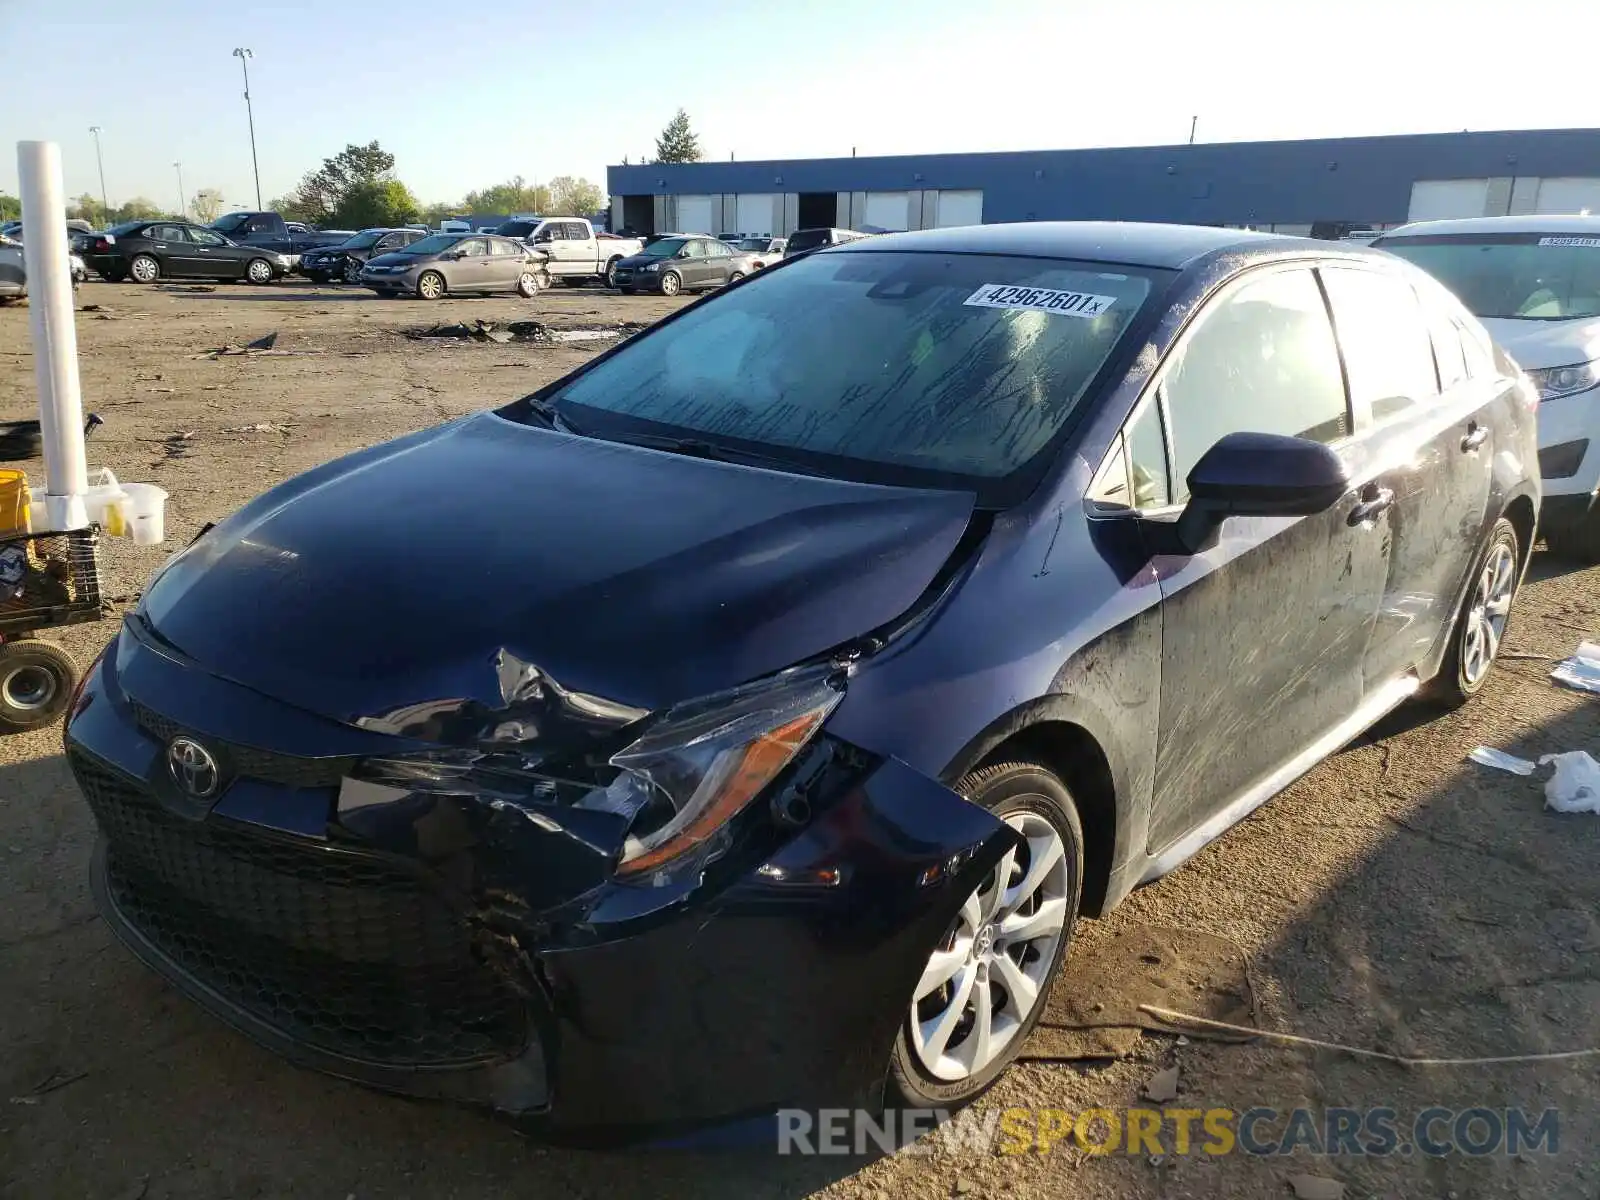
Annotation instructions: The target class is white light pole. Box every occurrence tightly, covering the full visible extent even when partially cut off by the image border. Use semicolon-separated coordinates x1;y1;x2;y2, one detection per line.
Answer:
173;161;185;219
17;142;90;531
233;48;262;209
88;126;109;223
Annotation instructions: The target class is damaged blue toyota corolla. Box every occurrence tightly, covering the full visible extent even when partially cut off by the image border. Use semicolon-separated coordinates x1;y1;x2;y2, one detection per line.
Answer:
67;222;1539;1140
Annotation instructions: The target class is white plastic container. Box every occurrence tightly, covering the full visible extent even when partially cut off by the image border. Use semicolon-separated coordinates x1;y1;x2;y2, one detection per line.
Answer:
27;466;127;534
120;482;167;546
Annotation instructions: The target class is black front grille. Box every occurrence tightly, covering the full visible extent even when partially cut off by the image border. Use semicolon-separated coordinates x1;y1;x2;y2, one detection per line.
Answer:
128;699;354;790
73;749;528;1067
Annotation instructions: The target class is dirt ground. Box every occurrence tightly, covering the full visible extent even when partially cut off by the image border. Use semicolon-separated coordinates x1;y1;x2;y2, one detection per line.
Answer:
0;279;1596;1200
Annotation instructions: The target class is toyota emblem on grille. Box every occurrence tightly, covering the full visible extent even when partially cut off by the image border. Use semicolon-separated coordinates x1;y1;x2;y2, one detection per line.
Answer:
167;737;220;799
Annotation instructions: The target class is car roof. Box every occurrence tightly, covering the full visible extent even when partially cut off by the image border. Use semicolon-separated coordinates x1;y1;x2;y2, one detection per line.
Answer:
1379;213;1600;239
829;221;1311;269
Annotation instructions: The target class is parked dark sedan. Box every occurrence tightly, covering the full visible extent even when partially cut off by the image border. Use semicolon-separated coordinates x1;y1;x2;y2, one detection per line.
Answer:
67;223;1537;1142
300;227;431;284
611;235;752;295
86;221;291;284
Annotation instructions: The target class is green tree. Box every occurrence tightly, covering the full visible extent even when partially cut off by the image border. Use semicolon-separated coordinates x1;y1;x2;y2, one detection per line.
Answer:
291;141;397;223
548;176;604;216
420;200;459;227
191;188;224;223
267;193;321;224
113;197;164;222
68;194;106;225
331;178;421;228
653;109;702;164
0;194;20;220
461;175;549;216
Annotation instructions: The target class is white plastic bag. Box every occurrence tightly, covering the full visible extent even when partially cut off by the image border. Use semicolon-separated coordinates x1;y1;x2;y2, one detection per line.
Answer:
1550;641;1600;694
1538;751;1600;814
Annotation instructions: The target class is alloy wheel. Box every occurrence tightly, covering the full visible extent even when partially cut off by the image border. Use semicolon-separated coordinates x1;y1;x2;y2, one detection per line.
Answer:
418;271;444;300
343;258;362;283
660;271;681;297
247;259;273;284
130;256;158;283
909;811;1070;1081
1462;541;1515;685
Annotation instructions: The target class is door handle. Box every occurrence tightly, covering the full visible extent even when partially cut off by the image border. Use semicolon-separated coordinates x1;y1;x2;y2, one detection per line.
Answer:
1348;485;1395;526
1461;423;1489;452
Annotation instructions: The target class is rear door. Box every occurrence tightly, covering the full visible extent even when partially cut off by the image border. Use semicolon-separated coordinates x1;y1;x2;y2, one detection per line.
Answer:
702;237;736;283
146;223;197;275
1319;265;1495;688
682;238;713;286
487;237;525;287
187;226;243;278
1138;264;1390;854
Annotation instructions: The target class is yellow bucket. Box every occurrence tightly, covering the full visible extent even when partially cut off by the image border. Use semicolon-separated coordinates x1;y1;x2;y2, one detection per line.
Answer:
0;470;29;537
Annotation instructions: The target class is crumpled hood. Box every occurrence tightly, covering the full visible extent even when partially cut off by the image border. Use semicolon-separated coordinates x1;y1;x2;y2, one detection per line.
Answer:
139;412;976;730
1480;316;1600;370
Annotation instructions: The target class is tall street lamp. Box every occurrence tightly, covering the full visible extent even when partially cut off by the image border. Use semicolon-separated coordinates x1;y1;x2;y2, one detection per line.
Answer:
233;47;262;209
88;126;109;223
173;161;185;219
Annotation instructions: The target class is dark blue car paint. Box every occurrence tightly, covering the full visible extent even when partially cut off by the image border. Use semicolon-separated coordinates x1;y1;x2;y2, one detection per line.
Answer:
66;223;1541;1137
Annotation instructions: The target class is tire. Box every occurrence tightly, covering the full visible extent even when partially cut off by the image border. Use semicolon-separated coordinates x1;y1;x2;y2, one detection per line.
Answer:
1426;517;1520;707
888;760;1083;1109
1542;509;1600;563
659;270;682;297
727;271;746;285
0;640;78;733
618;287;636;295
245;258;274;285
305;272;330;285
128;254;159;284
343;258;363;284
604;257;622;288
416;270;445;301
515;271;539;298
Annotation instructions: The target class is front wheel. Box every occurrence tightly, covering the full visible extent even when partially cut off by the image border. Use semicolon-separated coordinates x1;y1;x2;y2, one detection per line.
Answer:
658;270;682;297
888;761;1082;1108
727;271;745;285
245;258;275;285
416;270;445;301
1427;517;1520;707
343;258;363;284
128;254;159;284
0;640;78;732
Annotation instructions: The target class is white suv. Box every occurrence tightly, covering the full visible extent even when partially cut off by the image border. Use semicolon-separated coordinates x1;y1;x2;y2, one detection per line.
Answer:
1377;215;1600;558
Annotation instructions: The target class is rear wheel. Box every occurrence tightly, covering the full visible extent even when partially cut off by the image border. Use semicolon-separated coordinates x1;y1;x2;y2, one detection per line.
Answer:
416;270;445;301
0;640;78;732
515;271;539;298
1427;517;1519;707
1543;509;1600;563
245;258;274;285
659;270;682;297
604;257;622;288
888;761;1082;1108
128;254;159;284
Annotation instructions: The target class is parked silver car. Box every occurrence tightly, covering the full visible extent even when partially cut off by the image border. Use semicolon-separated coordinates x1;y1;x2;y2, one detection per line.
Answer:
360;232;548;300
0;232;88;301
726;236;787;269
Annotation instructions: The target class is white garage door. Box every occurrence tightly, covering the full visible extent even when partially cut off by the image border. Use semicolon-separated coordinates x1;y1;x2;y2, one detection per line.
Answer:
1535;177;1600;215
1408;180;1489;222
735;193;777;236
936;190;983;228
864;192;911;232
676;194;714;234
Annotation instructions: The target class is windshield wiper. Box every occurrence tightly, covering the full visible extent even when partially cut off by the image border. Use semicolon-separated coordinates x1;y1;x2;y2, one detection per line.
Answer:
522;399;585;435
603;432;829;477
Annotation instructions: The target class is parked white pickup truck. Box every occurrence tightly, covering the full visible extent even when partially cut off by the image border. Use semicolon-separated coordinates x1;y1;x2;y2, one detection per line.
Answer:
493;217;642;287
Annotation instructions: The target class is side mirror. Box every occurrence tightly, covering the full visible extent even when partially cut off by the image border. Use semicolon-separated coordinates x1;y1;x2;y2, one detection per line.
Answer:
1174;431;1348;553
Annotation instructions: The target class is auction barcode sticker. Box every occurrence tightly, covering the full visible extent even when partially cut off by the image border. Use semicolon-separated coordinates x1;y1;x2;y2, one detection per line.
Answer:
1538;236;1600;248
964;283;1116;317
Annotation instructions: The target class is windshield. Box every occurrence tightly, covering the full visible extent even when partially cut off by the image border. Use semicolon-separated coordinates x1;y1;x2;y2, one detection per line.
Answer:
340;230;385;249
786;230;830;254
641;238;687;258
1380;233;1600;320
495;221;538;238
395;233;463;256
210;213;252;233
540;251;1158;498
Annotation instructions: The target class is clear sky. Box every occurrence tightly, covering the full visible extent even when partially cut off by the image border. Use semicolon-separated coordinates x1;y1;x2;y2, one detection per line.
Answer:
1;0;1592;212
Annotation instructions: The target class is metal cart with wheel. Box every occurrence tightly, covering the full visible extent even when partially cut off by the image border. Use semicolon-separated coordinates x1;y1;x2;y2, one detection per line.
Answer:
0;528;102;731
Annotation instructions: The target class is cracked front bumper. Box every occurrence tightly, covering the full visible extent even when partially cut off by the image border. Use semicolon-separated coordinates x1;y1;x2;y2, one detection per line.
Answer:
67;628;1015;1141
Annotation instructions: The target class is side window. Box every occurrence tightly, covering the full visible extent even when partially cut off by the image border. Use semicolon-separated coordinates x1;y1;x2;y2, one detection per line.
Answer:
189;229;225;247
375;234;402;251
685;240;708;258
706;240;730;258
150;224;188;242
1162;268;1349;503
566;222;589;240
456;238;488;257
1125;404;1172;509
246;217;274;235
1321;267;1440;422
1458;321;1494;379
489;238;520;256
1426;305;1468;390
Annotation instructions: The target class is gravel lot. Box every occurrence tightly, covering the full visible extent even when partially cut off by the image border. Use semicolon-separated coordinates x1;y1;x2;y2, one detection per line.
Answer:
1;280;1596;1200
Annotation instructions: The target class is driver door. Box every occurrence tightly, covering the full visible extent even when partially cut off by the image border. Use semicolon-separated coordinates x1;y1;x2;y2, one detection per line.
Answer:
447;237;494;291
187;227;242;279
146;224;198;276
1135;265;1390;856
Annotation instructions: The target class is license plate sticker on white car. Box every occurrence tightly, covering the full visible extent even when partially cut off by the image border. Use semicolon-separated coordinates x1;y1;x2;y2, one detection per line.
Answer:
1538;236;1600;248
963;284;1117;318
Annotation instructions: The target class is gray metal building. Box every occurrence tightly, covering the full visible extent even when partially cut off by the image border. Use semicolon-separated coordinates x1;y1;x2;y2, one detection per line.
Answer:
605;128;1600;238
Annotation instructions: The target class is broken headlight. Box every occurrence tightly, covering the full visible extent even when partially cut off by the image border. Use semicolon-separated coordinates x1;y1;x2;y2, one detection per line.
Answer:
600;663;844;878
351;663;844;879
